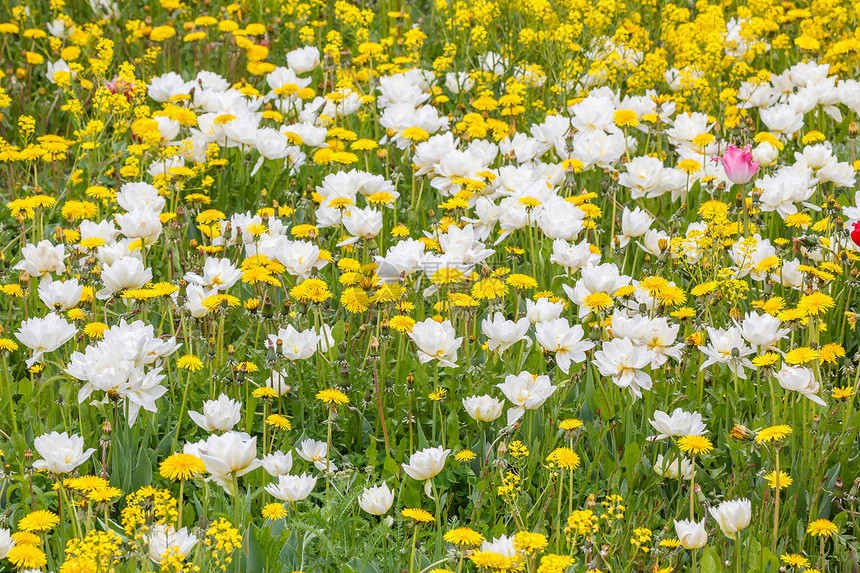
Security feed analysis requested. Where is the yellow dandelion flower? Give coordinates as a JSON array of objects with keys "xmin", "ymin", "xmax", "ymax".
[
  {"xmin": 765, "ymin": 471, "xmax": 792, "ymax": 490},
  {"xmin": 797, "ymin": 292, "xmax": 834, "ymax": 316},
  {"xmin": 316, "ymin": 388, "xmax": 349, "ymax": 406},
  {"xmin": 444, "ymin": 526, "xmax": 484, "ymax": 546},
  {"xmin": 677, "ymin": 435, "xmax": 713, "ymax": 455},
  {"xmin": 806, "ymin": 519, "xmax": 837, "ymax": 537},
  {"xmin": 756, "ymin": 425, "xmax": 792, "ymax": 444},
  {"xmin": 402, "ymin": 508, "xmax": 435, "ymax": 523},
  {"xmin": 262, "ymin": 503, "xmax": 287, "ymax": 520},
  {"xmin": 177, "ymin": 354, "xmax": 204, "ymax": 371},
  {"xmin": 159, "ymin": 453, "xmax": 206, "ymax": 481},
  {"xmin": 18, "ymin": 510, "xmax": 59, "ymax": 532},
  {"xmin": 7, "ymin": 544, "xmax": 47, "ymax": 568},
  {"xmin": 266, "ymin": 414, "xmax": 291, "ymax": 430},
  {"xmin": 507, "ymin": 274, "xmax": 538, "ymax": 289},
  {"xmin": 547, "ymin": 447, "xmax": 580, "ymax": 470}
]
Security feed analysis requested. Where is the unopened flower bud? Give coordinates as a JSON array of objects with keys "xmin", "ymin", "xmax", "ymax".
[{"xmin": 730, "ymin": 424, "xmax": 752, "ymax": 441}]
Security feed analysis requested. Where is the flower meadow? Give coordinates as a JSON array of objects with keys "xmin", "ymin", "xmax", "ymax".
[{"xmin": 2, "ymin": 0, "xmax": 860, "ymax": 572}]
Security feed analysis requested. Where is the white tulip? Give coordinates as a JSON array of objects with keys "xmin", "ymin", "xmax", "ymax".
[
  {"xmin": 408, "ymin": 319, "xmax": 463, "ymax": 368},
  {"xmin": 261, "ymin": 451, "xmax": 294, "ymax": 477},
  {"xmin": 296, "ymin": 438, "xmax": 337, "ymax": 472},
  {"xmin": 709, "ymin": 499, "xmax": 751, "ymax": 539},
  {"xmin": 462, "ymin": 395, "xmax": 504, "ymax": 422},
  {"xmin": 188, "ymin": 394, "xmax": 242, "ymax": 432},
  {"xmin": 649, "ymin": 408, "xmax": 707, "ymax": 440},
  {"xmin": 198, "ymin": 432, "xmax": 261, "ymax": 495},
  {"xmin": 264, "ymin": 473, "xmax": 317, "ymax": 502},
  {"xmin": 496, "ymin": 371, "xmax": 557, "ymax": 425},
  {"xmin": 402, "ymin": 446, "xmax": 450, "ymax": 496},
  {"xmin": 358, "ymin": 483, "xmax": 395, "ymax": 515},
  {"xmin": 674, "ymin": 518, "xmax": 708, "ymax": 549},
  {"xmin": 146, "ymin": 524, "xmax": 198, "ymax": 563},
  {"xmin": 32, "ymin": 432, "xmax": 96, "ymax": 474},
  {"xmin": 0, "ymin": 529, "xmax": 13, "ymax": 559},
  {"xmin": 653, "ymin": 454, "xmax": 694, "ymax": 480}
]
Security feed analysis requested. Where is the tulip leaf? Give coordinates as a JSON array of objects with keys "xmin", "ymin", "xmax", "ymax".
[
  {"xmin": 131, "ymin": 447, "xmax": 153, "ymax": 491},
  {"xmin": 345, "ymin": 558, "xmax": 383, "ymax": 573},
  {"xmin": 382, "ymin": 455, "xmax": 399, "ymax": 478},
  {"xmin": 700, "ymin": 547, "xmax": 722, "ymax": 573},
  {"xmin": 245, "ymin": 524, "xmax": 266, "ymax": 573},
  {"xmin": 622, "ymin": 442, "xmax": 641, "ymax": 478}
]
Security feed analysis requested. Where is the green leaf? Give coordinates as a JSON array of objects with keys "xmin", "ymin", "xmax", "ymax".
[
  {"xmin": 246, "ymin": 524, "xmax": 265, "ymax": 573},
  {"xmin": 131, "ymin": 447, "xmax": 153, "ymax": 491},
  {"xmin": 345, "ymin": 559, "xmax": 383, "ymax": 573},
  {"xmin": 446, "ymin": 411, "xmax": 461, "ymax": 450},
  {"xmin": 382, "ymin": 455, "xmax": 399, "ymax": 478},
  {"xmin": 701, "ymin": 546, "xmax": 722, "ymax": 573},
  {"xmin": 366, "ymin": 439, "xmax": 379, "ymax": 468},
  {"xmin": 622, "ymin": 442, "xmax": 641, "ymax": 478}
]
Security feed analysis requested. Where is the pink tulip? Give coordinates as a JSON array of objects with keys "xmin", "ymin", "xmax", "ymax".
[
  {"xmin": 720, "ymin": 144, "xmax": 760, "ymax": 184},
  {"xmin": 105, "ymin": 76, "xmax": 134, "ymax": 101}
]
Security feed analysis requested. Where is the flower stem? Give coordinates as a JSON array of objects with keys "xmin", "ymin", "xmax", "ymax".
[
  {"xmin": 773, "ymin": 452, "xmax": 780, "ymax": 548},
  {"xmin": 231, "ymin": 472, "xmax": 241, "ymax": 530},
  {"xmin": 178, "ymin": 479, "xmax": 185, "ymax": 528},
  {"xmin": 689, "ymin": 455, "xmax": 696, "ymax": 520}
]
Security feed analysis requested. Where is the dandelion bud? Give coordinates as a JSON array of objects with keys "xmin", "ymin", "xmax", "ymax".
[
  {"xmin": 340, "ymin": 362, "xmax": 349, "ymax": 379},
  {"xmin": 406, "ymin": 372, "xmax": 414, "ymax": 389},
  {"xmin": 729, "ymin": 424, "xmax": 752, "ymax": 441},
  {"xmin": 497, "ymin": 442, "xmax": 507, "ymax": 457},
  {"xmin": 23, "ymin": 448, "xmax": 33, "ymax": 470},
  {"xmin": 189, "ymin": 239, "xmax": 198, "ymax": 249},
  {"xmin": 369, "ymin": 336, "xmax": 380, "ymax": 353},
  {"xmin": 731, "ymin": 347, "xmax": 740, "ymax": 358},
  {"xmin": 262, "ymin": 296, "xmax": 274, "ymax": 318},
  {"xmin": 834, "ymin": 477, "xmax": 844, "ymax": 500},
  {"xmin": 850, "ymin": 121, "xmax": 859, "ymax": 135}
]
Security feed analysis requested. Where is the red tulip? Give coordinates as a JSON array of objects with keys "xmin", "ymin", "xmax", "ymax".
[{"xmin": 851, "ymin": 220, "xmax": 860, "ymax": 248}]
